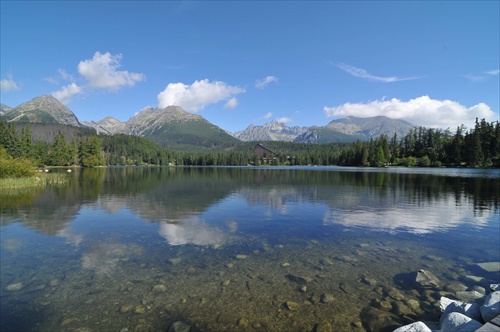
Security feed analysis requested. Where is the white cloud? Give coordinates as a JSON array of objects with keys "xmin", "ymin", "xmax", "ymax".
[
  {"xmin": 255, "ymin": 75, "xmax": 279, "ymax": 89},
  {"xmin": 224, "ymin": 97, "xmax": 239, "ymax": 109},
  {"xmin": 336, "ymin": 62, "xmax": 421, "ymax": 83},
  {"xmin": 276, "ymin": 117, "xmax": 293, "ymax": 124},
  {"xmin": 258, "ymin": 112, "xmax": 273, "ymax": 120},
  {"xmin": 157, "ymin": 79, "xmax": 245, "ymax": 112},
  {"xmin": 77, "ymin": 51, "xmax": 145, "ymax": 91},
  {"xmin": 1, "ymin": 75, "xmax": 20, "ymax": 92},
  {"xmin": 51, "ymin": 83, "xmax": 83, "ymax": 104},
  {"xmin": 323, "ymin": 95, "xmax": 497, "ymax": 129},
  {"xmin": 465, "ymin": 69, "xmax": 500, "ymax": 82}
]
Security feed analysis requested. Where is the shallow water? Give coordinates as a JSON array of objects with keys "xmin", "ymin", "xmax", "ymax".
[{"xmin": 1, "ymin": 166, "xmax": 499, "ymax": 331}]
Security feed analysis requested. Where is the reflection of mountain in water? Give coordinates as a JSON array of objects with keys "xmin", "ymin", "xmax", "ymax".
[{"xmin": 2, "ymin": 167, "xmax": 498, "ymax": 238}]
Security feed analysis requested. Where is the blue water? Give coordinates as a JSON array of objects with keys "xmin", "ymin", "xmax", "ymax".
[{"xmin": 1, "ymin": 166, "xmax": 499, "ymax": 331}]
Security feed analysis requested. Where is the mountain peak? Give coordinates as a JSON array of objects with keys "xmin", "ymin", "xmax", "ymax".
[{"xmin": 3, "ymin": 94, "xmax": 82, "ymax": 126}]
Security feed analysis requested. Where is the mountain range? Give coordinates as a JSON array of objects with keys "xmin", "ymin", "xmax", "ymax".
[{"xmin": 1, "ymin": 95, "xmax": 416, "ymax": 150}]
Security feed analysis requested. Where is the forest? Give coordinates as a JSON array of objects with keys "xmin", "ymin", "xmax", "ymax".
[{"xmin": 0, "ymin": 118, "xmax": 499, "ymax": 174}]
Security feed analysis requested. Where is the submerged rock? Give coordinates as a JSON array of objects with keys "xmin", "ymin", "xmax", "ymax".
[
  {"xmin": 455, "ymin": 290, "xmax": 484, "ymax": 302},
  {"xmin": 416, "ymin": 269, "xmax": 440, "ymax": 288},
  {"xmin": 285, "ymin": 301, "xmax": 300, "ymax": 311},
  {"xmin": 477, "ymin": 262, "xmax": 500, "ymax": 272},
  {"xmin": 168, "ymin": 321, "xmax": 191, "ymax": 332},
  {"xmin": 5, "ymin": 283, "xmax": 23, "ymax": 291},
  {"xmin": 286, "ymin": 274, "xmax": 312, "ymax": 285}
]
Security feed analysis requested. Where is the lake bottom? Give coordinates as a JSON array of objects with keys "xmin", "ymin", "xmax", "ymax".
[{"xmin": 2, "ymin": 227, "xmax": 498, "ymax": 332}]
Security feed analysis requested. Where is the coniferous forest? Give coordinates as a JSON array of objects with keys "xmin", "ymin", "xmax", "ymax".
[{"xmin": 0, "ymin": 118, "xmax": 499, "ymax": 176}]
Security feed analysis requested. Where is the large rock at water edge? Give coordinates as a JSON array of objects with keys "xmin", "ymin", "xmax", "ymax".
[
  {"xmin": 393, "ymin": 321, "xmax": 432, "ymax": 332},
  {"xmin": 439, "ymin": 297, "xmax": 482, "ymax": 323},
  {"xmin": 440, "ymin": 312, "xmax": 483, "ymax": 332},
  {"xmin": 480, "ymin": 291, "xmax": 500, "ymax": 322}
]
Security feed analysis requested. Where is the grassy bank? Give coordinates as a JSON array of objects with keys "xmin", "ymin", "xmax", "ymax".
[{"xmin": 0, "ymin": 173, "xmax": 70, "ymax": 191}]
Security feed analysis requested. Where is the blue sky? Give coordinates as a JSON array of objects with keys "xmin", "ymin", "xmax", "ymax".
[{"xmin": 1, "ymin": 1, "xmax": 499, "ymax": 133}]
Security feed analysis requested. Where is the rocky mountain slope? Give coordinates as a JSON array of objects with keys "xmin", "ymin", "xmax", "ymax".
[
  {"xmin": 234, "ymin": 121, "xmax": 308, "ymax": 142},
  {"xmin": 0, "ymin": 95, "xmax": 82, "ymax": 127},
  {"xmin": 294, "ymin": 116, "xmax": 415, "ymax": 143}
]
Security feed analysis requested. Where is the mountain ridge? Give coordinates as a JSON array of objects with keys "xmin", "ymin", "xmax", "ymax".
[{"xmin": 1, "ymin": 95, "xmax": 417, "ymax": 149}]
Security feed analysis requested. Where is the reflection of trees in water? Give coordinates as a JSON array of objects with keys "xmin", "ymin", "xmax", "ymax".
[{"xmin": 2, "ymin": 167, "xmax": 498, "ymax": 236}]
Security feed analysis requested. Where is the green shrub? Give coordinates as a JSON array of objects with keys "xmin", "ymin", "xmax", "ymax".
[{"xmin": 0, "ymin": 148, "xmax": 36, "ymax": 179}]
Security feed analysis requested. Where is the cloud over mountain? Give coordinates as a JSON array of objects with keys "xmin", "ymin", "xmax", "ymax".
[
  {"xmin": 51, "ymin": 51, "xmax": 145, "ymax": 104},
  {"xmin": 157, "ymin": 79, "xmax": 245, "ymax": 112},
  {"xmin": 1, "ymin": 75, "xmax": 20, "ymax": 92},
  {"xmin": 77, "ymin": 52, "xmax": 145, "ymax": 91},
  {"xmin": 324, "ymin": 95, "xmax": 496, "ymax": 129}
]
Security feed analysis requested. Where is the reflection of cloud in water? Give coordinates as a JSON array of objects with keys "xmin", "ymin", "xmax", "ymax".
[
  {"xmin": 158, "ymin": 217, "xmax": 229, "ymax": 246},
  {"xmin": 81, "ymin": 242, "xmax": 144, "ymax": 276},
  {"xmin": 323, "ymin": 196, "xmax": 492, "ymax": 234},
  {"xmin": 2, "ymin": 238, "xmax": 23, "ymax": 251},
  {"xmin": 56, "ymin": 227, "xmax": 84, "ymax": 247}
]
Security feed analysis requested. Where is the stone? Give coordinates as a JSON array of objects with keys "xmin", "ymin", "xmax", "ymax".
[
  {"xmin": 393, "ymin": 321, "xmax": 432, "ymax": 332},
  {"xmin": 416, "ymin": 269, "xmax": 441, "ymax": 287},
  {"xmin": 286, "ymin": 274, "xmax": 312, "ymax": 285},
  {"xmin": 237, "ymin": 318, "xmax": 249, "ymax": 328},
  {"xmin": 361, "ymin": 276, "xmax": 377, "ymax": 286},
  {"xmin": 477, "ymin": 262, "xmax": 500, "ymax": 272},
  {"xmin": 465, "ymin": 275, "xmax": 484, "ymax": 282},
  {"xmin": 444, "ymin": 281, "xmax": 468, "ymax": 293},
  {"xmin": 169, "ymin": 257, "xmax": 182, "ymax": 265},
  {"xmin": 5, "ymin": 283, "xmax": 23, "ymax": 291},
  {"xmin": 168, "ymin": 321, "xmax": 191, "ymax": 332},
  {"xmin": 285, "ymin": 301, "xmax": 300, "ymax": 311},
  {"xmin": 151, "ymin": 284, "xmax": 167, "ymax": 293},
  {"xmin": 119, "ymin": 305, "xmax": 133, "ymax": 313},
  {"xmin": 319, "ymin": 258, "xmax": 334, "ymax": 266},
  {"xmin": 406, "ymin": 299, "xmax": 421, "ymax": 312},
  {"xmin": 440, "ymin": 312, "xmax": 483, "ymax": 332},
  {"xmin": 472, "ymin": 285, "xmax": 486, "ymax": 295},
  {"xmin": 281, "ymin": 262, "xmax": 290, "ymax": 267},
  {"xmin": 393, "ymin": 302, "xmax": 413, "ymax": 316},
  {"xmin": 439, "ymin": 297, "xmax": 482, "ymax": 323},
  {"xmin": 320, "ymin": 293, "xmax": 334, "ymax": 303},
  {"xmin": 224, "ymin": 263, "xmax": 233, "ymax": 269},
  {"xmin": 134, "ymin": 306, "xmax": 146, "ymax": 314},
  {"xmin": 480, "ymin": 291, "xmax": 500, "ymax": 322},
  {"xmin": 235, "ymin": 254, "xmax": 247, "ymax": 260},
  {"xmin": 315, "ymin": 320, "xmax": 333, "ymax": 332},
  {"xmin": 455, "ymin": 290, "xmax": 485, "ymax": 302},
  {"xmin": 490, "ymin": 284, "xmax": 500, "ymax": 291},
  {"xmin": 48, "ymin": 279, "xmax": 60, "ymax": 287},
  {"xmin": 221, "ymin": 280, "xmax": 231, "ymax": 287}
]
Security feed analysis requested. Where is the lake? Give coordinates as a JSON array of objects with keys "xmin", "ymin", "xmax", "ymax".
[{"xmin": 1, "ymin": 166, "xmax": 499, "ymax": 332}]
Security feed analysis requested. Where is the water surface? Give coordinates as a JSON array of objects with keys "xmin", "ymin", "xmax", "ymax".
[{"xmin": 1, "ymin": 166, "xmax": 499, "ymax": 331}]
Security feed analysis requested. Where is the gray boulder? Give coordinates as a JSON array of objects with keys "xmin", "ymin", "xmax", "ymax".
[
  {"xmin": 480, "ymin": 291, "xmax": 500, "ymax": 322},
  {"xmin": 439, "ymin": 297, "xmax": 482, "ymax": 323},
  {"xmin": 440, "ymin": 312, "xmax": 483, "ymax": 332},
  {"xmin": 393, "ymin": 321, "xmax": 432, "ymax": 332}
]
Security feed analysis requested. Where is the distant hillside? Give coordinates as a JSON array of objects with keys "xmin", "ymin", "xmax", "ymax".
[
  {"xmin": 294, "ymin": 116, "xmax": 415, "ymax": 143},
  {"xmin": 234, "ymin": 121, "xmax": 308, "ymax": 142}
]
